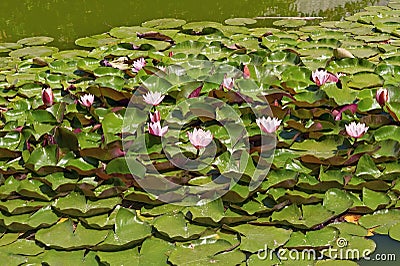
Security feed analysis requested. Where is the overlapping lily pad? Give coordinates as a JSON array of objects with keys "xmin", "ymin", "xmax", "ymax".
[{"xmin": 0, "ymin": 2, "xmax": 398, "ymax": 265}]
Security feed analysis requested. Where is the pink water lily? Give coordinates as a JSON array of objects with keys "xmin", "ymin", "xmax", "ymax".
[
  {"xmin": 143, "ymin": 91, "xmax": 165, "ymax": 106},
  {"xmin": 148, "ymin": 121, "xmax": 168, "ymax": 137},
  {"xmin": 312, "ymin": 69, "xmax": 338, "ymax": 86},
  {"xmin": 79, "ymin": 94, "xmax": 94, "ymax": 107},
  {"xmin": 42, "ymin": 87, "xmax": 54, "ymax": 106},
  {"xmin": 345, "ymin": 122, "xmax": 369, "ymax": 139},
  {"xmin": 222, "ymin": 76, "xmax": 234, "ymax": 90},
  {"xmin": 376, "ymin": 88, "xmax": 389, "ymax": 106},
  {"xmin": 188, "ymin": 128, "xmax": 213, "ymax": 149},
  {"xmin": 150, "ymin": 110, "xmax": 161, "ymax": 123},
  {"xmin": 256, "ymin": 116, "xmax": 282, "ymax": 134},
  {"xmin": 132, "ymin": 58, "xmax": 146, "ymax": 73}
]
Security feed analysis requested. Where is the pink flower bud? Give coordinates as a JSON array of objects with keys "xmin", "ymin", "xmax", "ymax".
[
  {"xmin": 376, "ymin": 88, "xmax": 389, "ymax": 107},
  {"xmin": 150, "ymin": 110, "xmax": 161, "ymax": 123},
  {"xmin": 42, "ymin": 87, "xmax": 54, "ymax": 106}
]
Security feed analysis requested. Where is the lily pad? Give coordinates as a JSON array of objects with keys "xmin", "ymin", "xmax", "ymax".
[
  {"xmin": 142, "ymin": 18, "xmax": 186, "ymax": 29},
  {"xmin": 9, "ymin": 46, "xmax": 59, "ymax": 59},
  {"xmin": 17, "ymin": 36, "xmax": 54, "ymax": 46},
  {"xmin": 225, "ymin": 18, "xmax": 257, "ymax": 26},
  {"xmin": 273, "ymin": 19, "xmax": 307, "ymax": 28}
]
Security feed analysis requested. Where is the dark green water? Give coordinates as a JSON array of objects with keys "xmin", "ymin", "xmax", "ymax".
[{"xmin": 0, "ymin": 0, "xmax": 389, "ymax": 49}]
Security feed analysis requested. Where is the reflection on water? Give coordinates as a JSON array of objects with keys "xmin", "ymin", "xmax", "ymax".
[
  {"xmin": 359, "ymin": 235, "xmax": 400, "ymax": 266},
  {"xmin": 0, "ymin": 0, "xmax": 390, "ymax": 49}
]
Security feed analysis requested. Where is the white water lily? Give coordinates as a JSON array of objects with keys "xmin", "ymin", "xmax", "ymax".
[
  {"xmin": 148, "ymin": 121, "xmax": 168, "ymax": 137},
  {"xmin": 79, "ymin": 94, "xmax": 94, "ymax": 107},
  {"xmin": 345, "ymin": 122, "xmax": 369, "ymax": 139},
  {"xmin": 256, "ymin": 116, "xmax": 282, "ymax": 134},
  {"xmin": 132, "ymin": 57, "xmax": 146, "ymax": 73},
  {"xmin": 143, "ymin": 91, "xmax": 165, "ymax": 106},
  {"xmin": 188, "ymin": 128, "xmax": 213, "ymax": 149}
]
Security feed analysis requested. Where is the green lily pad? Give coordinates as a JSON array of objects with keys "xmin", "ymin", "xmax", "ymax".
[
  {"xmin": 52, "ymin": 192, "xmax": 121, "ymax": 217},
  {"xmin": 9, "ymin": 46, "xmax": 59, "ymax": 59},
  {"xmin": 17, "ymin": 36, "xmax": 54, "ymax": 46},
  {"xmin": 35, "ymin": 219, "xmax": 109, "ymax": 249},
  {"xmin": 168, "ymin": 239, "xmax": 245, "ymax": 266},
  {"xmin": 142, "ymin": 18, "xmax": 186, "ymax": 29},
  {"xmin": 327, "ymin": 58, "xmax": 376, "ymax": 74},
  {"xmin": 273, "ymin": 19, "xmax": 306, "ymax": 28},
  {"xmin": 347, "ymin": 72, "xmax": 384, "ymax": 89},
  {"xmin": 225, "ymin": 18, "xmax": 257, "ymax": 26},
  {"xmin": 153, "ymin": 212, "xmax": 207, "ymax": 240},
  {"xmin": 234, "ymin": 224, "xmax": 292, "ymax": 252},
  {"xmin": 75, "ymin": 33, "xmax": 119, "ymax": 48}
]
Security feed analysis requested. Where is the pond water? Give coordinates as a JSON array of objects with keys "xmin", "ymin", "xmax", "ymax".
[{"xmin": 0, "ymin": 0, "xmax": 389, "ymax": 49}]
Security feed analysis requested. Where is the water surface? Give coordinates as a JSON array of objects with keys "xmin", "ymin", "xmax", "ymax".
[{"xmin": 0, "ymin": 0, "xmax": 389, "ymax": 49}]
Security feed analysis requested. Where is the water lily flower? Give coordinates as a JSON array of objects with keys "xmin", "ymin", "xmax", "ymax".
[
  {"xmin": 42, "ymin": 87, "xmax": 54, "ymax": 106},
  {"xmin": 132, "ymin": 58, "xmax": 146, "ymax": 73},
  {"xmin": 188, "ymin": 128, "xmax": 213, "ymax": 149},
  {"xmin": 222, "ymin": 76, "xmax": 234, "ymax": 90},
  {"xmin": 150, "ymin": 110, "xmax": 161, "ymax": 123},
  {"xmin": 345, "ymin": 122, "xmax": 369, "ymax": 139},
  {"xmin": 376, "ymin": 88, "xmax": 389, "ymax": 106},
  {"xmin": 256, "ymin": 116, "xmax": 282, "ymax": 134},
  {"xmin": 148, "ymin": 121, "xmax": 168, "ymax": 137},
  {"xmin": 79, "ymin": 94, "xmax": 94, "ymax": 107},
  {"xmin": 143, "ymin": 91, "xmax": 165, "ymax": 106},
  {"xmin": 312, "ymin": 69, "xmax": 338, "ymax": 86}
]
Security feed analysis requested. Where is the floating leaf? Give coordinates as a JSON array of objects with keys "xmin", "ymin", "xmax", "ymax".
[
  {"xmin": 273, "ymin": 19, "xmax": 306, "ymax": 28},
  {"xmin": 142, "ymin": 18, "xmax": 186, "ymax": 29},
  {"xmin": 17, "ymin": 36, "xmax": 54, "ymax": 46},
  {"xmin": 225, "ymin": 18, "xmax": 257, "ymax": 26}
]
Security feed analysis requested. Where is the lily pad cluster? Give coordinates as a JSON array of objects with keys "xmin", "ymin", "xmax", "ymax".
[{"xmin": 0, "ymin": 1, "xmax": 400, "ymax": 265}]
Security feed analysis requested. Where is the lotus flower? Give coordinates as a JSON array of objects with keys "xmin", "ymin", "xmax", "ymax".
[
  {"xmin": 143, "ymin": 91, "xmax": 165, "ymax": 106},
  {"xmin": 79, "ymin": 94, "xmax": 94, "ymax": 107},
  {"xmin": 42, "ymin": 87, "xmax": 54, "ymax": 106},
  {"xmin": 345, "ymin": 122, "xmax": 369, "ymax": 139},
  {"xmin": 132, "ymin": 58, "xmax": 146, "ymax": 73},
  {"xmin": 148, "ymin": 121, "xmax": 168, "ymax": 137},
  {"xmin": 188, "ymin": 128, "xmax": 213, "ymax": 149},
  {"xmin": 376, "ymin": 88, "xmax": 389, "ymax": 106},
  {"xmin": 150, "ymin": 110, "xmax": 161, "ymax": 123},
  {"xmin": 256, "ymin": 116, "xmax": 282, "ymax": 134},
  {"xmin": 312, "ymin": 69, "xmax": 338, "ymax": 86},
  {"xmin": 222, "ymin": 76, "xmax": 234, "ymax": 90}
]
